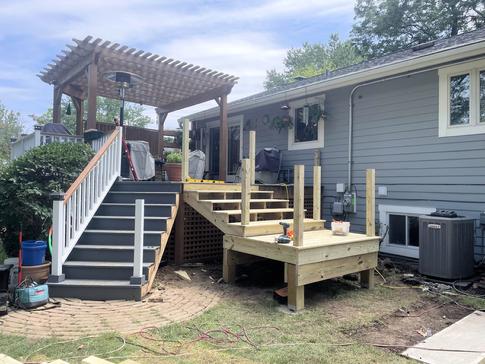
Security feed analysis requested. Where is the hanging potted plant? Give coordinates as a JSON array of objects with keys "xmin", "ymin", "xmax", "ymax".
[{"xmin": 164, "ymin": 151, "xmax": 182, "ymax": 181}]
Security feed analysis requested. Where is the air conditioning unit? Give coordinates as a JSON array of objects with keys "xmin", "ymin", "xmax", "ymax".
[{"xmin": 418, "ymin": 213, "xmax": 474, "ymax": 279}]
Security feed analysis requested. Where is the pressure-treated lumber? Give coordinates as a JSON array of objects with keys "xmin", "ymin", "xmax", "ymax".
[
  {"xmin": 182, "ymin": 118, "xmax": 190, "ymax": 182},
  {"xmin": 240, "ymin": 159, "xmax": 251, "ymax": 225},
  {"xmin": 249, "ymin": 130, "xmax": 256, "ymax": 185},
  {"xmin": 366, "ymin": 169, "xmax": 376, "ymax": 237},
  {"xmin": 287, "ymin": 263, "xmax": 304, "ymax": 312},
  {"xmin": 293, "ymin": 165, "xmax": 304, "ymax": 246},
  {"xmin": 313, "ymin": 165, "xmax": 321, "ymax": 220}
]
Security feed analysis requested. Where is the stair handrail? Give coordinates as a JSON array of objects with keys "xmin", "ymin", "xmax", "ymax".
[{"xmin": 50, "ymin": 126, "xmax": 123, "ymax": 281}]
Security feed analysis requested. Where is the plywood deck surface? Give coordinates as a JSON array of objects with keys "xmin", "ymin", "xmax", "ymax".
[{"xmin": 402, "ymin": 311, "xmax": 485, "ymax": 364}]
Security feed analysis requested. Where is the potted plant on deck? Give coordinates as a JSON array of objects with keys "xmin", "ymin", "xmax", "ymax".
[{"xmin": 164, "ymin": 151, "xmax": 182, "ymax": 181}]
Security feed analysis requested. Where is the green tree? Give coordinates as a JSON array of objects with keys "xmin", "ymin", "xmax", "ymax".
[
  {"xmin": 264, "ymin": 34, "xmax": 364, "ymax": 89},
  {"xmin": 0, "ymin": 100, "xmax": 23, "ymax": 163},
  {"xmin": 352, "ymin": 0, "xmax": 485, "ymax": 58},
  {"xmin": 31, "ymin": 96, "xmax": 153, "ymax": 134}
]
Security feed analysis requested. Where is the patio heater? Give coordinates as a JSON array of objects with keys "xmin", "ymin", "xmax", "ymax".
[{"xmin": 103, "ymin": 71, "xmax": 143, "ymax": 126}]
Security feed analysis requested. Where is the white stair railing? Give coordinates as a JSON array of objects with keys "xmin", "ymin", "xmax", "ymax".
[{"xmin": 50, "ymin": 127, "xmax": 123, "ymax": 280}]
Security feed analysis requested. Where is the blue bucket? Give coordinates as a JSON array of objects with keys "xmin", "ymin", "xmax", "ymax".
[{"xmin": 21, "ymin": 240, "xmax": 47, "ymax": 266}]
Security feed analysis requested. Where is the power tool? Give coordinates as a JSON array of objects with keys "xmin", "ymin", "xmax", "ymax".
[{"xmin": 276, "ymin": 222, "xmax": 291, "ymax": 244}]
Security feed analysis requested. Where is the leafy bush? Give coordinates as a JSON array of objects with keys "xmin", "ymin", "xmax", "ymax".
[
  {"xmin": 0, "ymin": 142, "xmax": 94, "ymax": 256},
  {"xmin": 165, "ymin": 151, "xmax": 182, "ymax": 163}
]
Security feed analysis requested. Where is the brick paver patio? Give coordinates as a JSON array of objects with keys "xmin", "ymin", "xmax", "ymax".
[{"xmin": 0, "ymin": 267, "xmax": 222, "ymax": 339}]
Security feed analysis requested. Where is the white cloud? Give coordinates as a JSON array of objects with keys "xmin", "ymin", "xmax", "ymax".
[{"xmin": 0, "ymin": 0, "xmax": 354, "ymax": 130}]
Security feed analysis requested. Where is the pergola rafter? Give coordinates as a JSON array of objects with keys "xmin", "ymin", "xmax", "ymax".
[{"xmin": 39, "ymin": 36, "xmax": 238, "ymax": 176}]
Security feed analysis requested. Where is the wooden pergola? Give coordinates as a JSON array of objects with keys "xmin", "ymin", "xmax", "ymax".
[{"xmin": 39, "ymin": 35, "xmax": 238, "ymax": 179}]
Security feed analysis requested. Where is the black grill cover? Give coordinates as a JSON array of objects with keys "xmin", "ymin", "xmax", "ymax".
[{"xmin": 255, "ymin": 147, "xmax": 280, "ymax": 173}]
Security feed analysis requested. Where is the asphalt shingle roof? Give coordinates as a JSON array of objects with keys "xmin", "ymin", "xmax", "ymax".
[{"xmin": 230, "ymin": 27, "xmax": 485, "ymax": 107}]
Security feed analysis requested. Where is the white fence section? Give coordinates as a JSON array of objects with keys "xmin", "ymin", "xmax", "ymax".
[
  {"xmin": 51, "ymin": 127, "xmax": 123, "ymax": 277},
  {"xmin": 11, "ymin": 127, "xmax": 83, "ymax": 160},
  {"xmin": 89, "ymin": 134, "xmax": 110, "ymax": 153}
]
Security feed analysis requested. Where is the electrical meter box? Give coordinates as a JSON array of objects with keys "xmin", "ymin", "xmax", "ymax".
[{"xmin": 343, "ymin": 192, "xmax": 356, "ymax": 213}]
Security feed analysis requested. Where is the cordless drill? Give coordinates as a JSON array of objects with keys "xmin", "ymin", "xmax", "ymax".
[{"xmin": 276, "ymin": 222, "xmax": 291, "ymax": 244}]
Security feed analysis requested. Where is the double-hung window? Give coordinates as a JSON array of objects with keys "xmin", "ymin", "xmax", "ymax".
[{"xmin": 439, "ymin": 59, "xmax": 485, "ymax": 137}]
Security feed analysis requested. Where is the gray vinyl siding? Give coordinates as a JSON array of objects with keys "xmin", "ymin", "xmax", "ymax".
[{"xmin": 194, "ymin": 70, "xmax": 485, "ymax": 261}]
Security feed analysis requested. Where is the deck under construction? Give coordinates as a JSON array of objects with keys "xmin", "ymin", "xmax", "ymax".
[{"xmin": 182, "ymin": 162, "xmax": 380, "ymax": 311}]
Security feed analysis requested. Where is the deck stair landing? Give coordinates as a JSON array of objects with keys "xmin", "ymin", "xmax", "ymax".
[
  {"xmin": 48, "ymin": 181, "xmax": 179, "ymax": 301},
  {"xmin": 183, "ymin": 184, "xmax": 324, "ymax": 237}
]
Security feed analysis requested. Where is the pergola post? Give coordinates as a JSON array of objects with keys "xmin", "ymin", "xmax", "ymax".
[
  {"xmin": 217, "ymin": 94, "xmax": 228, "ymax": 181},
  {"xmin": 156, "ymin": 108, "xmax": 168, "ymax": 158},
  {"xmin": 86, "ymin": 61, "xmax": 98, "ymax": 130},
  {"xmin": 52, "ymin": 86, "xmax": 62, "ymax": 123},
  {"xmin": 71, "ymin": 97, "xmax": 84, "ymax": 135}
]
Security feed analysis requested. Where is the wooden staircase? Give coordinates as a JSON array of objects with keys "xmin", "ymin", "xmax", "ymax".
[
  {"xmin": 184, "ymin": 184, "xmax": 324, "ymax": 237},
  {"xmin": 48, "ymin": 181, "xmax": 179, "ymax": 301}
]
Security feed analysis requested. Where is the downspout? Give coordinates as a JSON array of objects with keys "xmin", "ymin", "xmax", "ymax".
[{"xmin": 346, "ymin": 55, "xmax": 485, "ymax": 189}]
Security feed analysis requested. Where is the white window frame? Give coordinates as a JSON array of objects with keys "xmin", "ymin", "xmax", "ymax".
[
  {"xmin": 378, "ymin": 204, "xmax": 435, "ymax": 259},
  {"xmin": 288, "ymin": 96, "xmax": 325, "ymax": 150},
  {"xmin": 438, "ymin": 59, "xmax": 485, "ymax": 137}
]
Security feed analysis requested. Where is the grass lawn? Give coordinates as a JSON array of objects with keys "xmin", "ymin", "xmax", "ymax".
[{"xmin": 0, "ymin": 265, "xmax": 483, "ymax": 364}]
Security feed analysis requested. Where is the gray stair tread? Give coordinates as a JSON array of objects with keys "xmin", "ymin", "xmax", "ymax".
[
  {"xmin": 64, "ymin": 261, "xmax": 151, "ymax": 268},
  {"xmin": 92, "ymin": 216, "xmax": 169, "ymax": 220},
  {"xmin": 84, "ymin": 229, "xmax": 165, "ymax": 234},
  {"xmin": 196, "ymin": 190, "xmax": 273, "ymax": 194},
  {"xmin": 201, "ymin": 199, "xmax": 288, "ymax": 203},
  {"xmin": 229, "ymin": 218, "xmax": 325, "ymax": 226},
  {"xmin": 101, "ymin": 203, "xmax": 173, "ymax": 206},
  {"xmin": 108, "ymin": 191, "xmax": 176, "ymax": 194},
  {"xmin": 215, "ymin": 208, "xmax": 296, "ymax": 215},
  {"xmin": 49, "ymin": 279, "xmax": 142, "ymax": 287},
  {"xmin": 75, "ymin": 244, "xmax": 158, "ymax": 251}
]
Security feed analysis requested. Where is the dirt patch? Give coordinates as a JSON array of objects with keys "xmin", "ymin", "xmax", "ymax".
[{"xmin": 346, "ymin": 298, "xmax": 471, "ymax": 352}]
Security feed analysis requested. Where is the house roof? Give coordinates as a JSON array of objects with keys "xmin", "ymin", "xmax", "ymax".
[
  {"xmin": 39, "ymin": 36, "xmax": 238, "ymax": 112},
  {"xmin": 186, "ymin": 27, "xmax": 485, "ymax": 121}
]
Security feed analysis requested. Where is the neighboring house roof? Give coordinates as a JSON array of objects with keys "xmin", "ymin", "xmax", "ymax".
[{"xmin": 186, "ymin": 27, "xmax": 485, "ymax": 121}]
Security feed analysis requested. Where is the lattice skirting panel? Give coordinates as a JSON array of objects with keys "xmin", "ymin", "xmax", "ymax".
[{"xmin": 164, "ymin": 203, "xmax": 224, "ymax": 263}]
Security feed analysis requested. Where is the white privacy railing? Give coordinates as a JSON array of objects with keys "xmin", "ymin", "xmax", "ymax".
[
  {"xmin": 11, "ymin": 127, "xmax": 83, "ymax": 160},
  {"xmin": 51, "ymin": 127, "xmax": 123, "ymax": 278}
]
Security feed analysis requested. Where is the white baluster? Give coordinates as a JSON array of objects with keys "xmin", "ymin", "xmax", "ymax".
[
  {"xmin": 49, "ymin": 192, "xmax": 65, "ymax": 282},
  {"xmin": 131, "ymin": 199, "xmax": 145, "ymax": 285}
]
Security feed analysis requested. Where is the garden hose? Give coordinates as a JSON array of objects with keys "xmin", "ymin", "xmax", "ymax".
[{"xmin": 48, "ymin": 227, "xmax": 53, "ymax": 256}]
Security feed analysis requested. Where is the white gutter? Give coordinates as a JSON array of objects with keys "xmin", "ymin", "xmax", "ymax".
[{"xmin": 184, "ymin": 38, "xmax": 485, "ymax": 122}]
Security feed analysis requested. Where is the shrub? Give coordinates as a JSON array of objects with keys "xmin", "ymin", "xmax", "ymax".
[
  {"xmin": 165, "ymin": 151, "xmax": 182, "ymax": 163},
  {"xmin": 0, "ymin": 142, "xmax": 94, "ymax": 256}
]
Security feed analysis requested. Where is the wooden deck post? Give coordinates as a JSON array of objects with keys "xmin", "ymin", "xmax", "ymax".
[
  {"xmin": 156, "ymin": 109, "xmax": 168, "ymax": 158},
  {"xmin": 249, "ymin": 130, "xmax": 256, "ymax": 185},
  {"xmin": 293, "ymin": 165, "xmax": 304, "ymax": 247},
  {"xmin": 72, "ymin": 97, "xmax": 84, "ymax": 135},
  {"xmin": 52, "ymin": 86, "xmax": 62, "ymax": 123},
  {"xmin": 223, "ymin": 248, "xmax": 237, "ymax": 283},
  {"xmin": 313, "ymin": 165, "xmax": 321, "ymax": 220},
  {"xmin": 182, "ymin": 118, "xmax": 190, "ymax": 182},
  {"xmin": 86, "ymin": 61, "xmax": 98, "ymax": 130},
  {"xmin": 287, "ymin": 263, "xmax": 304, "ymax": 311},
  {"xmin": 241, "ymin": 159, "xmax": 251, "ymax": 225},
  {"xmin": 361, "ymin": 168, "xmax": 376, "ymax": 289},
  {"xmin": 366, "ymin": 169, "xmax": 376, "ymax": 237},
  {"xmin": 218, "ymin": 94, "xmax": 228, "ymax": 181}
]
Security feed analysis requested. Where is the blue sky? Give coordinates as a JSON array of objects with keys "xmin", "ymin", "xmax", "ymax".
[{"xmin": 0, "ymin": 0, "xmax": 354, "ymax": 130}]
